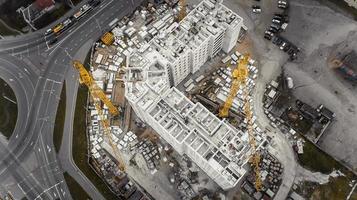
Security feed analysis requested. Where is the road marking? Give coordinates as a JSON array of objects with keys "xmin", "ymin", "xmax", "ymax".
[
  {"xmin": 47, "ymin": 0, "xmax": 115, "ymax": 56},
  {"xmin": 95, "ymin": 18, "xmax": 103, "ymax": 33},
  {"xmin": 34, "ymin": 181, "xmax": 63, "ymax": 200},
  {"xmin": 17, "ymin": 183, "xmax": 28, "ymax": 196}
]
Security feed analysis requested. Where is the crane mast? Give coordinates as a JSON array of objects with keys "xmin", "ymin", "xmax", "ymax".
[
  {"xmin": 73, "ymin": 61, "xmax": 119, "ymax": 116},
  {"xmin": 219, "ymin": 55, "xmax": 249, "ymax": 118},
  {"xmin": 219, "ymin": 54, "xmax": 262, "ymax": 191},
  {"xmin": 72, "ymin": 61, "xmax": 125, "ymax": 171}
]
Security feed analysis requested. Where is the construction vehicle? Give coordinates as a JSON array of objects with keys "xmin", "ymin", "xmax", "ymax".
[
  {"xmin": 101, "ymin": 32, "xmax": 115, "ymax": 46},
  {"xmin": 219, "ymin": 54, "xmax": 262, "ymax": 191},
  {"xmin": 178, "ymin": 0, "xmax": 186, "ymax": 21},
  {"xmin": 73, "ymin": 61, "xmax": 125, "ymax": 171},
  {"xmin": 332, "ymin": 59, "xmax": 343, "ymax": 68}
]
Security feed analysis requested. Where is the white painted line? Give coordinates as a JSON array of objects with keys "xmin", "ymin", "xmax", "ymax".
[{"xmin": 48, "ymin": 0, "xmax": 115, "ymax": 55}]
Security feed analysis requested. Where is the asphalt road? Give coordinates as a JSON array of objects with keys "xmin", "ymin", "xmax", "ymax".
[{"xmin": 0, "ymin": 0, "xmax": 143, "ymax": 199}]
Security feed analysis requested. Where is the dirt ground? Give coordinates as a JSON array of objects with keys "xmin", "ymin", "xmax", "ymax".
[
  {"xmin": 281, "ymin": 0, "xmax": 357, "ymax": 171},
  {"xmin": 190, "ymin": 0, "xmax": 357, "ymax": 190},
  {"xmin": 203, "ymin": 0, "xmax": 357, "ymax": 172}
]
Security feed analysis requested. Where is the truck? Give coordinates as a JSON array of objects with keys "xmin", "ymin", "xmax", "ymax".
[
  {"xmin": 62, "ymin": 18, "xmax": 73, "ymax": 30},
  {"xmin": 73, "ymin": 4, "xmax": 92, "ymax": 20}
]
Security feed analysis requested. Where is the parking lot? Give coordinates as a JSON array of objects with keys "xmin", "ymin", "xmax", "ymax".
[
  {"xmin": 282, "ymin": 0, "xmax": 357, "ymax": 170},
  {"xmin": 190, "ymin": 0, "xmax": 357, "ymax": 172}
]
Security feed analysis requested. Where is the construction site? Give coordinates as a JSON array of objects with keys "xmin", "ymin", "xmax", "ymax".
[
  {"xmin": 72, "ymin": 0, "xmax": 357, "ymax": 199},
  {"xmin": 72, "ymin": 0, "xmax": 276, "ymax": 199}
]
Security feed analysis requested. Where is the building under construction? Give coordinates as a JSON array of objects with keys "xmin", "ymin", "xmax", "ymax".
[{"xmin": 124, "ymin": 0, "xmax": 266, "ymax": 190}]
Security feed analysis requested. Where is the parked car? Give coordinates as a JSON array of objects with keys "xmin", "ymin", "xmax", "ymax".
[
  {"xmin": 283, "ymin": 43, "xmax": 290, "ymax": 52},
  {"xmin": 48, "ymin": 38, "xmax": 58, "ymax": 45},
  {"xmin": 45, "ymin": 28, "xmax": 53, "ymax": 36},
  {"xmin": 279, "ymin": 42, "xmax": 287, "ymax": 50},
  {"xmin": 278, "ymin": 1, "xmax": 288, "ymax": 9},
  {"xmin": 264, "ymin": 30, "xmax": 274, "ymax": 40},
  {"xmin": 272, "ymin": 18, "xmax": 282, "ymax": 24},
  {"xmin": 270, "ymin": 23, "xmax": 281, "ymax": 31},
  {"xmin": 264, "ymin": 33, "xmax": 273, "ymax": 40},
  {"xmin": 264, "ymin": 34, "xmax": 272, "ymax": 40},
  {"xmin": 272, "ymin": 36, "xmax": 283, "ymax": 45},
  {"xmin": 252, "ymin": 5, "xmax": 262, "ymax": 13},
  {"xmin": 269, "ymin": 27, "xmax": 278, "ymax": 33}
]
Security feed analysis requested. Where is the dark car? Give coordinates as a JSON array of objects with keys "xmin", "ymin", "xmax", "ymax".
[
  {"xmin": 269, "ymin": 27, "xmax": 278, "ymax": 33},
  {"xmin": 265, "ymin": 30, "xmax": 274, "ymax": 37},
  {"xmin": 48, "ymin": 38, "xmax": 58, "ymax": 45},
  {"xmin": 270, "ymin": 23, "xmax": 281, "ymax": 31},
  {"xmin": 89, "ymin": 0, "xmax": 101, "ymax": 7},
  {"xmin": 287, "ymin": 48, "xmax": 296, "ymax": 55},
  {"xmin": 272, "ymin": 36, "xmax": 283, "ymax": 45},
  {"xmin": 264, "ymin": 34, "xmax": 272, "ymax": 40},
  {"xmin": 264, "ymin": 31, "xmax": 273, "ymax": 40},
  {"xmin": 283, "ymin": 43, "xmax": 290, "ymax": 52}
]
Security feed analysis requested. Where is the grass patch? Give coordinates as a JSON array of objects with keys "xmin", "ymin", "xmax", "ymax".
[
  {"xmin": 311, "ymin": 176, "xmax": 356, "ymax": 200},
  {"xmin": 0, "ymin": 0, "xmax": 31, "ymax": 32},
  {"xmin": 297, "ymin": 139, "xmax": 341, "ymax": 174},
  {"xmin": 53, "ymin": 83, "xmax": 66, "ymax": 153},
  {"xmin": 72, "ymin": 0, "xmax": 84, "ymax": 5},
  {"xmin": 63, "ymin": 172, "xmax": 91, "ymax": 200},
  {"xmin": 72, "ymin": 84, "xmax": 118, "ymax": 200},
  {"xmin": 0, "ymin": 78, "xmax": 18, "ymax": 139},
  {"xmin": 0, "ymin": 20, "xmax": 19, "ymax": 36},
  {"xmin": 298, "ymin": 176, "xmax": 357, "ymax": 200}
]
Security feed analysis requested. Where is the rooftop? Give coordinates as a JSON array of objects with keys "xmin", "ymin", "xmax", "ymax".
[{"xmin": 123, "ymin": 0, "xmax": 265, "ymax": 189}]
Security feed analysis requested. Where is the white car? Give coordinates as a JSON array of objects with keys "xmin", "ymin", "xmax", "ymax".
[
  {"xmin": 272, "ymin": 19, "xmax": 281, "ymax": 24},
  {"xmin": 45, "ymin": 28, "xmax": 53, "ymax": 36},
  {"xmin": 280, "ymin": 42, "xmax": 287, "ymax": 50},
  {"xmin": 252, "ymin": 5, "xmax": 261, "ymax": 13},
  {"xmin": 278, "ymin": 1, "xmax": 288, "ymax": 9},
  {"xmin": 253, "ymin": 8, "xmax": 262, "ymax": 13}
]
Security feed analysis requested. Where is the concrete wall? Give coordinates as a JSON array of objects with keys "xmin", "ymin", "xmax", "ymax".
[
  {"xmin": 222, "ymin": 20, "xmax": 243, "ymax": 53},
  {"xmin": 345, "ymin": 0, "xmax": 357, "ymax": 9}
]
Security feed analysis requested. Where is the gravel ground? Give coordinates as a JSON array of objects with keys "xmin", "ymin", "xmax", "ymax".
[
  {"xmin": 282, "ymin": 0, "xmax": 357, "ymax": 171},
  {"xmin": 193, "ymin": 0, "xmax": 357, "ymax": 196}
]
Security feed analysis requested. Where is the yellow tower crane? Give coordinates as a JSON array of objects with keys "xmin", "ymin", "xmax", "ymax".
[
  {"xmin": 178, "ymin": 0, "xmax": 186, "ymax": 21},
  {"xmin": 73, "ymin": 61, "xmax": 126, "ymax": 171},
  {"xmin": 219, "ymin": 55, "xmax": 249, "ymax": 118},
  {"xmin": 219, "ymin": 54, "xmax": 262, "ymax": 191}
]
